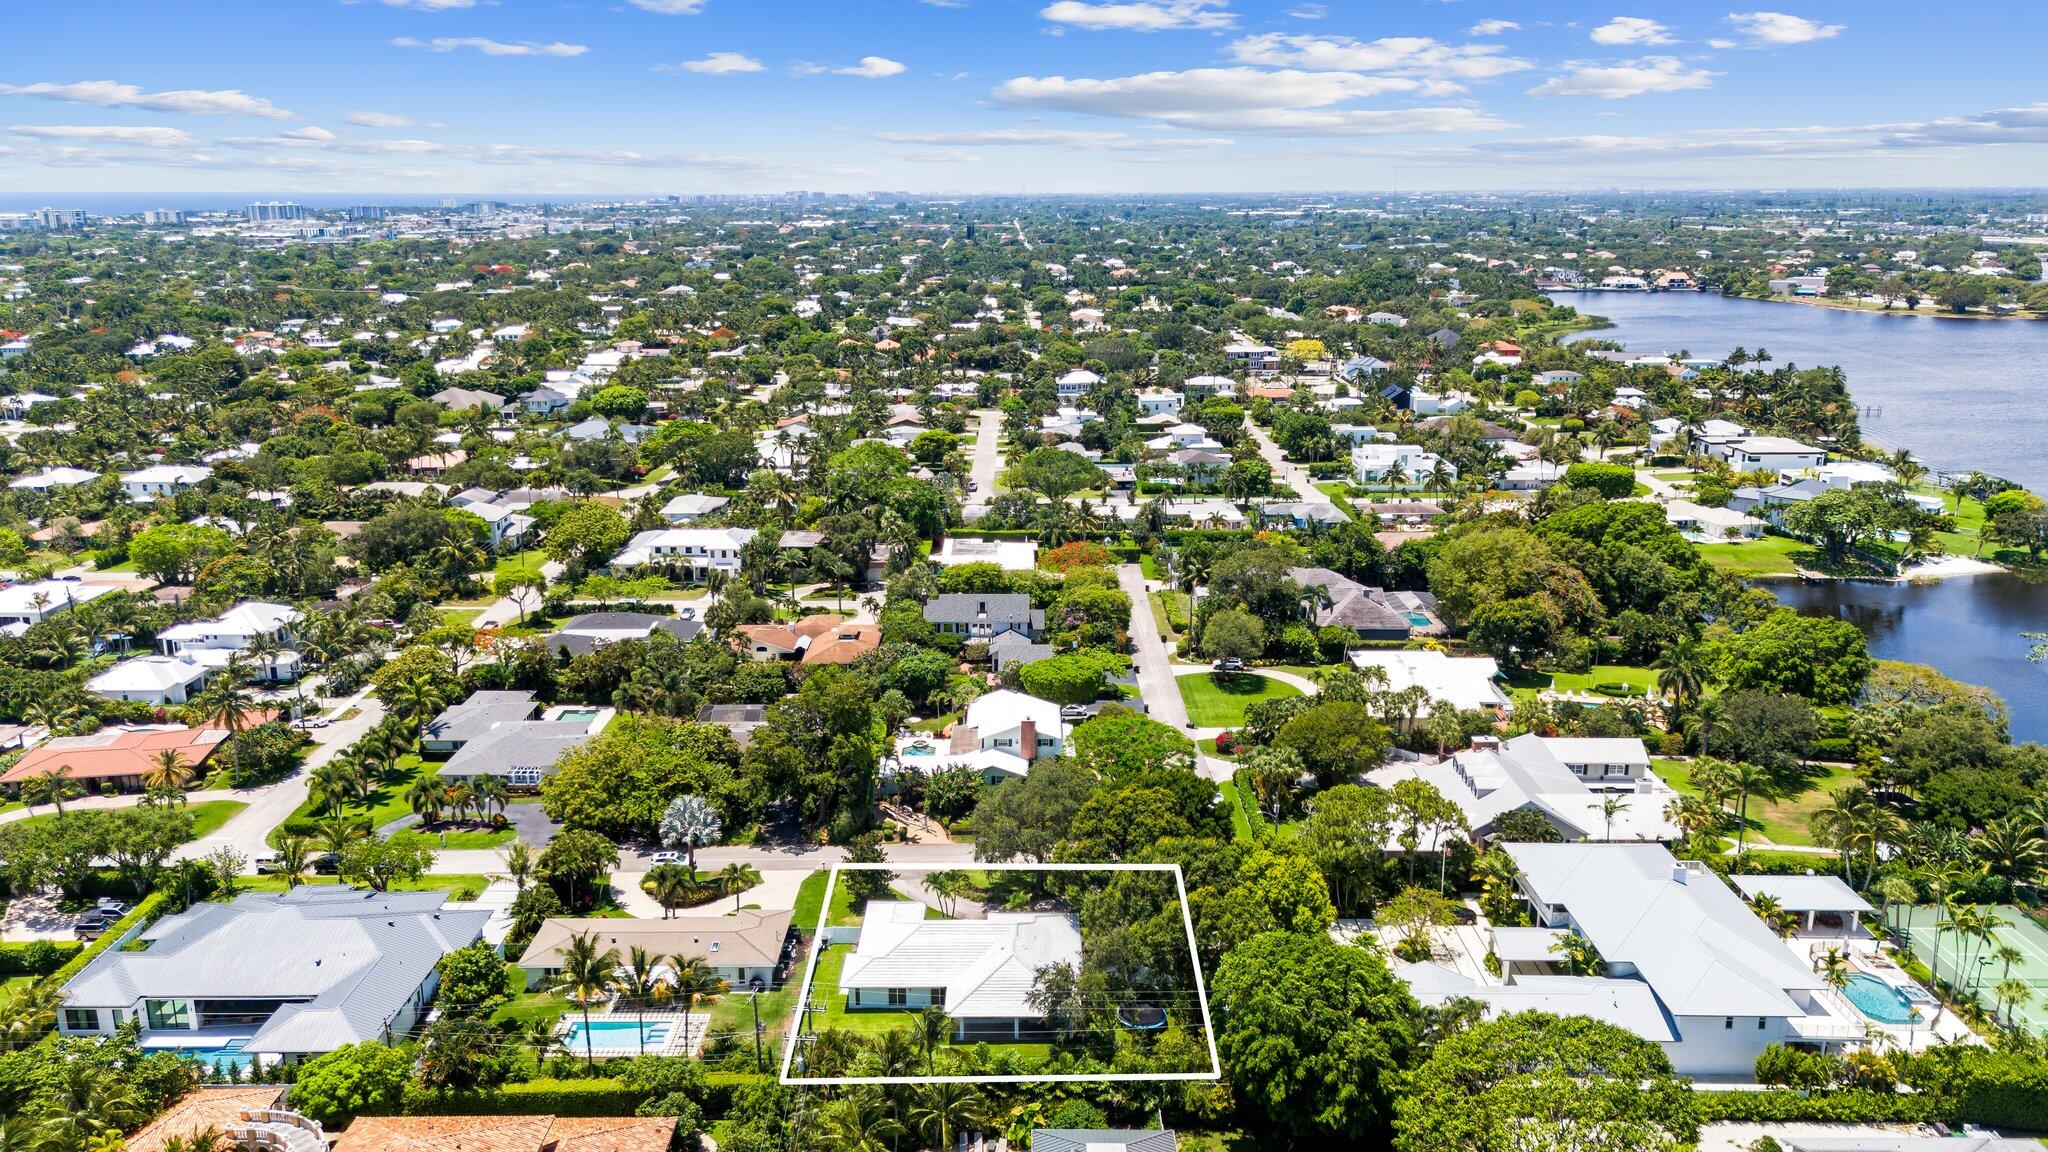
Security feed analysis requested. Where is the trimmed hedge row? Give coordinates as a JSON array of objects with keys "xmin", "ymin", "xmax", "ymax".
[
  {"xmin": 0, "ymin": 940, "xmax": 82, "ymax": 977},
  {"xmin": 1694, "ymin": 1089, "xmax": 1946, "ymax": 1124},
  {"xmin": 387, "ymin": 1072, "xmax": 772, "ymax": 1119}
]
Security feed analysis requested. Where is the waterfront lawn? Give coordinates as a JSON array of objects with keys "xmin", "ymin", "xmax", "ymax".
[
  {"xmin": 1178, "ymin": 672, "xmax": 1300, "ymax": 727},
  {"xmin": 1695, "ymin": 535, "xmax": 1813, "ymax": 577},
  {"xmin": 1650, "ymin": 758, "xmax": 1856, "ymax": 848},
  {"xmin": 1505, "ymin": 665, "xmax": 1656, "ymax": 698}
]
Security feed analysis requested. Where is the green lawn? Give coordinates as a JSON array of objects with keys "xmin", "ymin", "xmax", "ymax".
[
  {"xmin": 790, "ymin": 870, "xmax": 830, "ymax": 931},
  {"xmin": 185, "ymin": 800, "xmax": 246, "ymax": 839},
  {"xmin": 491, "ymin": 548, "xmax": 550, "ymax": 585},
  {"xmin": 492, "ymin": 987, "xmax": 571, "ymax": 1030},
  {"xmin": 1505, "ymin": 665, "xmax": 1657, "ymax": 699},
  {"xmin": 1694, "ymin": 534, "xmax": 1812, "ymax": 577},
  {"xmin": 1177, "ymin": 672, "xmax": 1300, "ymax": 727},
  {"xmin": 391, "ymin": 823, "xmax": 517, "ymax": 850},
  {"xmin": 278, "ymin": 753, "xmax": 438, "ymax": 841},
  {"xmin": 1649, "ymin": 757, "xmax": 1856, "ymax": 848},
  {"xmin": 1216, "ymin": 778, "xmax": 1255, "ymax": 843},
  {"xmin": 236, "ymin": 873, "xmax": 493, "ymax": 895},
  {"xmin": 801, "ymin": 945, "xmax": 1050, "ymax": 1063}
]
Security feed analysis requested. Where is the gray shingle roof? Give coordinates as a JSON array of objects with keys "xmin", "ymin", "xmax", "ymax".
[
  {"xmin": 422, "ymin": 691, "xmax": 538, "ymax": 744},
  {"xmin": 923, "ymin": 593, "xmax": 1035, "ymax": 627}
]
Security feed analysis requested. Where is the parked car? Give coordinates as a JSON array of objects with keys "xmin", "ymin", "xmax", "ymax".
[
  {"xmin": 1213, "ymin": 657, "xmax": 1245, "ymax": 672},
  {"xmin": 677, "ymin": 607, "xmax": 697, "ymax": 620},
  {"xmin": 649, "ymin": 850, "xmax": 681, "ymax": 865},
  {"xmin": 1060, "ymin": 704, "xmax": 1088, "ymax": 720}
]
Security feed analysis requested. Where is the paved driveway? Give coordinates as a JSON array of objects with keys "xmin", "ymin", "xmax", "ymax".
[{"xmin": 1244, "ymin": 419, "xmax": 1348, "ymax": 521}]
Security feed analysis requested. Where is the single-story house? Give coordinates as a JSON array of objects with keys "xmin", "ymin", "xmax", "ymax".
[
  {"xmin": 732, "ymin": 614, "xmax": 848, "ymax": 661},
  {"xmin": 954, "ymin": 689, "xmax": 1064, "ymax": 760},
  {"xmin": 518, "ymin": 909, "xmax": 793, "ymax": 991},
  {"xmin": 1350, "ymin": 649, "xmax": 1509, "ymax": 718},
  {"xmin": 696, "ymin": 703, "xmax": 768, "ymax": 749},
  {"xmin": 1, "ymin": 725, "xmax": 229, "ymax": 794},
  {"xmin": 840, "ymin": 901, "xmax": 1082, "ymax": 1039},
  {"xmin": 1664, "ymin": 500, "xmax": 1766, "ymax": 542},
  {"xmin": 932, "ymin": 537, "xmax": 1038, "ymax": 571},
  {"xmin": 659, "ymin": 493, "xmax": 731, "ymax": 524},
  {"xmin": 542, "ymin": 612, "xmax": 703, "ymax": 659}
]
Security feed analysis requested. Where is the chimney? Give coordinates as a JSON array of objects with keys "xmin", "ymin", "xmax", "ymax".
[
  {"xmin": 1470, "ymin": 735, "xmax": 1501, "ymax": 752},
  {"xmin": 1018, "ymin": 719, "xmax": 1037, "ymax": 762},
  {"xmin": 1672, "ymin": 864, "xmax": 1689, "ymax": 885}
]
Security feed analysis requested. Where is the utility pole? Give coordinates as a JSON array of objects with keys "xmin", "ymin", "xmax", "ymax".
[{"xmin": 751, "ymin": 993, "xmax": 765, "ymax": 1072}]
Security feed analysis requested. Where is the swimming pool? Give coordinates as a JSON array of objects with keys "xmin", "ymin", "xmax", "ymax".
[
  {"xmin": 1404, "ymin": 612, "xmax": 1433, "ymax": 628},
  {"xmin": 550, "ymin": 707, "xmax": 601, "ymax": 722},
  {"xmin": 149, "ymin": 1037, "xmax": 256, "ymax": 1071},
  {"xmin": 561, "ymin": 1018, "xmax": 674, "ymax": 1050},
  {"xmin": 1842, "ymin": 973, "xmax": 1919, "ymax": 1025}
]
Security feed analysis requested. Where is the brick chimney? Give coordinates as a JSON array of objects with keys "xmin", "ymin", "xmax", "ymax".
[{"xmin": 1018, "ymin": 719, "xmax": 1037, "ymax": 762}]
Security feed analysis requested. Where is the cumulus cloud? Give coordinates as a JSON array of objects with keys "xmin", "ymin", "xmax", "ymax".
[
  {"xmin": 1726, "ymin": 11, "xmax": 1845, "ymax": 44},
  {"xmin": 656, "ymin": 52, "xmax": 765, "ymax": 74},
  {"xmin": 1227, "ymin": 33, "xmax": 1532, "ymax": 81},
  {"xmin": 10, "ymin": 124, "xmax": 194, "ymax": 148},
  {"xmin": 345, "ymin": 111, "xmax": 428, "ymax": 128},
  {"xmin": 874, "ymin": 127, "xmax": 1232, "ymax": 151},
  {"xmin": 1039, "ymin": 1, "xmax": 1234, "ymax": 32},
  {"xmin": 1469, "ymin": 19, "xmax": 1519, "ymax": 36},
  {"xmin": 1528, "ymin": 56, "xmax": 1718, "ymax": 99},
  {"xmin": 0, "ymin": 80, "xmax": 294, "ymax": 119},
  {"xmin": 991, "ymin": 67, "xmax": 1508, "ymax": 134},
  {"xmin": 1590, "ymin": 17, "xmax": 1676, "ymax": 46},
  {"xmin": 391, "ymin": 37, "xmax": 588, "ymax": 56},
  {"xmin": 626, "ymin": 0, "xmax": 710, "ymax": 12}
]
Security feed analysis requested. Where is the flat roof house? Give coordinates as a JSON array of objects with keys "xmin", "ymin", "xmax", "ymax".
[
  {"xmin": 58, "ymin": 887, "xmax": 489, "ymax": 1062},
  {"xmin": 1708, "ymin": 435, "xmax": 1826, "ymax": 474},
  {"xmin": 517, "ymin": 909, "xmax": 794, "ymax": 992},
  {"xmin": 840, "ymin": 901, "xmax": 1082, "ymax": 1039},
  {"xmin": 932, "ymin": 536, "xmax": 1039, "ymax": 571},
  {"xmin": 1370, "ymin": 734, "xmax": 1677, "ymax": 843}
]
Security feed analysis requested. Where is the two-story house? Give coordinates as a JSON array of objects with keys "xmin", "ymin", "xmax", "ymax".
[{"xmin": 922, "ymin": 594, "xmax": 1041, "ymax": 642}]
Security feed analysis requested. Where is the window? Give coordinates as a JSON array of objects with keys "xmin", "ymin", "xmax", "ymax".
[
  {"xmin": 146, "ymin": 1000, "xmax": 192, "ymax": 1030},
  {"xmin": 1757, "ymin": 1017, "xmax": 1767, "ymax": 1030},
  {"xmin": 1723, "ymin": 1016, "xmax": 1734, "ymax": 1030},
  {"xmin": 62, "ymin": 1008, "xmax": 99, "ymax": 1032},
  {"xmin": 887, "ymin": 988, "xmax": 909, "ymax": 1007}
]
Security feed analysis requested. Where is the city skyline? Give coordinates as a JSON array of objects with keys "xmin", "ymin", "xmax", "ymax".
[{"xmin": 2, "ymin": 1, "xmax": 2046, "ymax": 194}]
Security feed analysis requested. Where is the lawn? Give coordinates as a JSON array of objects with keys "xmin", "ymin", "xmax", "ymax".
[
  {"xmin": 1177, "ymin": 672, "xmax": 1299, "ymax": 727},
  {"xmin": 799, "ymin": 945, "xmax": 1051, "ymax": 1063},
  {"xmin": 1694, "ymin": 534, "xmax": 1813, "ymax": 577},
  {"xmin": 391, "ymin": 823, "xmax": 517, "ymax": 850},
  {"xmin": 491, "ymin": 548, "xmax": 550, "ymax": 585},
  {"xmin": 1649, "ymin": 757, "xmax": 1856, "ymax": 848},
  {"xmin": 277, "ymin": 752, "xmax": 438, "ymax": 842},
  {"xmin": 185, "ymin": 800, "xmax": 246, "ymax": 840},
  {"xmin": 1216, "ymin": 778, "xmax": 1255, "ymax": 843},
  {"xmin": 1505, "ymin": 665, "xmax": 1657, "ymax": 699},
  {"xmin": 790, "ymin": 870, "xmax": 831, "ymax": 932},
  {"xmin": 236, "ymin": 873, "xmax": 493, "ymax": 895}
]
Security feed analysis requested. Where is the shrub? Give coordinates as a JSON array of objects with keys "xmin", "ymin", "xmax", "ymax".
[
  {"xmin": 1563, "ymin": 462, "xmax": 1637, "ymax": 500},
  {"xmin": 1592, "ymin": 681, "xmax": 1632, "ymax": 697},
  {"xmin": 1692, "ymin": 1089, "xmax": 1944, "ymax": 1124},
  {"xmin": 397, "ymin": 1078, "xmax": 651, "ymax": 1117},
  {"xmin": 0, "ymin": 939, "xmax": 80, "ymax": 976}
]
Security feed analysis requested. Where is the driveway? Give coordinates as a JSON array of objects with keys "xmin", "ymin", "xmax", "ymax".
[
  {"xmin": 1244, "ymin": 420, "xmax": 1348, "ymax": 521},
  {"xmin": 475, "ymin": 560, "xmax": 567, "ymax": 629},
  {"xmin": 961, "ymin": 408, "xmax": 1002, "ymax": 521},
  {"xmin": 1117, "ymin": 563, "xmax": 1190, "ymax": 732}
]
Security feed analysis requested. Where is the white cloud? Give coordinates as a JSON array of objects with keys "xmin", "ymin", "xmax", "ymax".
[
  {"xmin": 991, "ymin": 67, "xmax": 1509, "ymax": 134},
  {"xmin": 1039, "ymin": 1, "xmax": 1234, "ymax": 32},
  {"xmin": 626, "ymin": 0, "xmax": 709, "ymax": 12},
  {"xmin": 1468, "ymin": 19, "xmax": 1519, "ymax": 36},
  {"xmin": 279, "ymin": 126, "xmax": 336, "ymax": 141},
  {"xmin": 1726, "ymin": 11, "xmax": 1845, "ymax": 45},
  {"xmin": 874, "ymin": 127, "xmax": 1231, "ymax": 151},
  {"xmin": 10, "ymin": 124, "xmax": 194, "ymax": 148},
  {"xmin": 1288, "ymin": 3, "xmax": 1326, "ymax": 18},
  {"xmin": 893, "ymin": 147, "xmax": 983, "ymax": 163},
  {"xmin": 0, "ymin": 80, "xmax": 294, "ymax": 119},
  {"xmin": 1528, "ymin": 56, "xmax": 1718, "ymax": 99},
  {"xmin": 1590, "ymin": 17, "xmax": 1676, "ymax": 45},
  {"xmin": 1707, "ymin": 38, "xmax": 1739, "ymax": 49},
  {"xmin": 919, "ymin": 0, "xmax": 970, "ymax": 7},
  {"xmin": 391, "ymin": 37, "xmax": 588, "ymax": 57},
  {"xmin": 657, "ymin": 52, "xmax": 765, "ymax": 74},
  {"xmin": 1227, "ymin": 33, "xmax": 1532, "ymax": 80},
  {"xmin": 800, "ymin": 56, "xmax": 907, "ymax": 78},
  {"xmin": 345, "ymin": 111, "xmax": 428, "ymax": 128}
]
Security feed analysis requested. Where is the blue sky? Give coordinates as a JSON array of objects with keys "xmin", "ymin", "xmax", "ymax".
[{"xmin": 3, "ymin": 0, "xmax": 2046, "ymax": 196}]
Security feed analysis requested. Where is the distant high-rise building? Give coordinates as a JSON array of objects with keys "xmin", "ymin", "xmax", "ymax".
[
  {"xmin": 245, "ymin": 201, "xmax": 308, "ymax": 222},
  {"xmin": 142, "ymin": 209, "xmax": 186, "ymax": 226},
  {"xmin": 347, "ymin": 205, "xmax": 386, "ymax": 221},
  {"xmin": 36, "ymin": 207, "xmax": 86, "ymax": 230}
]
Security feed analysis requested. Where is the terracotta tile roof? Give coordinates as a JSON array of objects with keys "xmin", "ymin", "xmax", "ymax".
[
  {"xmin": 334, "ymin": 1115, "xmax": 677, "ymax": 1152},
  {"xmin": 126, "ymin": 1087, "xmax": 287, "ymax": 1152},
  {"xmin": 1, "ymin": 725, "xmax": 231, "ymax": 785},
  {"xmin": 802, "ymin": 622, "xmax": 880, "ymax": 665},
  {"xmin": 788, "ymin": 613, "xmax": 846, "ymax": 639}
]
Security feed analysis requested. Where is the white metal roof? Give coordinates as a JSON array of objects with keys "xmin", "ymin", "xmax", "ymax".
[
  {"xmin": 1731, "ymin": 874, "xmax": 1874, "ymax": 915},
  {"xmin": 840, "ymin": 901, "xmax": 1082, "ymax": 1021}
]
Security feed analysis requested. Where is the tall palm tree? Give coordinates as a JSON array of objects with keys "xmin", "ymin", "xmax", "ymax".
[
  {"xmin": 495, "ymin": 842, "xmax": 536, "ymax": 891},
  {"xmin": 1727, "ymin": 760, "xmax": 1772, "ymax": 853},
  {"xmin": 1995, "ymin": 979, "xmax": 2034, "ymax": 1031},
  {"xmin": 666, "ymin": 953, "xmax": 728, "ymax": 1058},
  {"xmin": 406, "ymin": 775, "xmax": 449, "ymax": 825},
  {"xmin": 717, "ymin": 862, "xmax": 763, "ymax": 911},
  {"xmin": 144, "ymin": 749, "xmax": 195, "ymax": 800},
  {"xmin": 821, "ymin": 1090, "xmax": 905, "ymax": 1152},
  {"xmin": 1653, "ymin": 638, "xmax": 1713, "ymax": 719},
  {"xmin": 909, "ymin": 1081, "xmax": 987, "ymax": 1152},
  {"xmin": 610, "ymin": 946, "xmax": 667, "ymax": 1057},
  {"xmin": 275, "ymin": 834, "xmax": 311, "ymax": 890},
  {"xmin": 472, "ymin": 776, "xmax": 511, "ymax": 820},
  {"xmin": 554, "ymin": 931, "xmax": 620, "ymax": 1071},
  {"xmin": 197, "ymin": 662, "xmax": 257, "ymax": 783}
]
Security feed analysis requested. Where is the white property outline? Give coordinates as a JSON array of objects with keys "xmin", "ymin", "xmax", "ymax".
[{"xmin": 778, "ymin": 861, "xmax": 1222, "ymax": 1085}]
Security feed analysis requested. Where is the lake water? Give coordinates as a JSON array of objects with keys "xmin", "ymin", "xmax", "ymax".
[
  {"xmin": 1771, "ymin": 573, "xmax": 2048, "ymax": 744},
  {"xmin": 1548, "ymin": 291, "xmax": 2048, "ymax": 491}
]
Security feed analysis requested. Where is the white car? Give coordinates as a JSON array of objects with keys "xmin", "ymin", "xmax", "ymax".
[{"xmin": 648, "ymin": 850, "xmax": 681, "ymax": 865}]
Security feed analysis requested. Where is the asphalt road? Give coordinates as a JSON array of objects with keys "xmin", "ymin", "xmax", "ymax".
[{"xmin": 1244, "ymin": 419, "xmax": 1349, "ymax": 521}]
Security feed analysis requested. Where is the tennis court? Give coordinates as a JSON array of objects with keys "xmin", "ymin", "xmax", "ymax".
[{"xmin": 1897, "ymin": 903, "xmax": 2048, "ymax": 1034}]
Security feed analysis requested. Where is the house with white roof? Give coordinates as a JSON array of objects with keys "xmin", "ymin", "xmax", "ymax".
[
  {"xmin": 119, "ymin": 464, "xmax": 212, "ymax": 502},
  {"xmin": 157, "ymin": 602, "xmax": 301, "ymax": 680},
  {"xmin": 839, "ymin": 901, "xmax": 1082, "ymax": 1039},
  {"xmin": 1136, "ymin": 388, "xmax": 1184, "ymax": 417},
  {"xmin": 958, "ymin": 689, "xmax": 1064, "ymax": 760},
  {"xmin": 1665, "ymin": 500, "xmax": 1766, "ymax": 542},
  {"xmin": 608, "ymin": 527, "xmax": 756, "ymax": 577},
  {"xmin": 88, "ymin": 654, "xmax": 215, "ymax": 706},
  {"xmin": 932, "ymin": 536, "xmax": 1038, "ymax": 572},
  {"xmin": 659, "ymin": 493, "xmax": 731, "ymax": 524},
  {"xmin": 1371, "ymin": 734, "xmax": 1675, "ymax": 843},
  {"xmin": 1349, "ymin": 649, "xmax": 1508, "ymax": 718},
  {"xmin": 1709, "ymin": 436, "xmax": 1827, "ymax": 474},
  {"xmin": 0, "ymin": 579, "xmax": 113, "ymax": 630},
  {"xmin": 58, "ymin": 887, "xmax": 489, "ymax": 1062},
  {"xmin": 1224, "ymin": 339, "xmax": 1279, "ymax": 375},
  {"xmin": 1181, "ymin": 374, "xmax": 1236, "ymax": 398},
  {"xmin": 8, "ymin": 466, "xmax": 99, "ymax": 492},
  {"xmin": 1352, "ymin": 443, "xmax": 1452, "ymax": 487},
  {"xmin": 1469, "ymin": 842, "xmax": 1863, "ymax": 1074},
  {"xmin": 1055, "ymin": 368, "xmax": 1102, "ymax": 401}
]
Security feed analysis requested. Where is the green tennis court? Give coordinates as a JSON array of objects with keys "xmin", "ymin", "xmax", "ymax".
[{"xmin": 1897, "ymin": 904, "xmax": 2048, "ymax": 1034}]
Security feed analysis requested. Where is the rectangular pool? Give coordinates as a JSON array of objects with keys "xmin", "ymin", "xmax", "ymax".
[
  {"xmin": 561, "ymin": 1018, "xmax": 674, "ymax": 1051},
  {"xmin": 147, "ymin": 1037, "xmax": 256, "ymax": 1071}
]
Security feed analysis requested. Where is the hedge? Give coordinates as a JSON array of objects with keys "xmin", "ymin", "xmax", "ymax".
[
  {"xmin": 0, "ymin": 940, "xmax": 82, "ymax": 977},
  {"xmin": 1693, "ymin": 1089, "xmax": 1946, "ymax": 1124},
  {"xmin": 390, "ymin": 1072, "xmax": 772, "ymax": 1118},
  {"xmin": 48, "ymin": 891, "xmax": 171, "ymax": 986}
]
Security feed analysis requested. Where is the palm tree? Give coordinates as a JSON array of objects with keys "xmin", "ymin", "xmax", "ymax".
[
  {"xmin": 471, "ymin": 776, "xmax": 511, "ymax": 820},
  {"xmin": 406, "ymin": 775, "xmax": 449, "ymax": 825},
  {"xmin": 1972, "ymin": 816, "xmax": 2047, "ymax": 897},
  {"xmin": 1727, "ymin": 760, "xmax": 1772, "ymax": 853},
  {"xmin": 1995, "ymin": 978, "xmax": 2034, "ymax": 1030},
  {"xmin": 1653, "ymin": 638, "xmax": 1713, "ymax": 718},
  {"xmin": 1818, "ymin": 946, "xmax": 1853, "ymax": 992},
  {"xmin": 1876, "ymin": 873, "xmax": 1919, "ymax": 938},
  {"xmin": 553, "ymin": 931, "xmax": 619, "ymax": 1071},
  {"xmin": 717, "ymin": 862, "xmax": 763, "ymax": 911},
  {"xmin": 666, "ymin": 953, "xmax": 728, "ymax": 1057},
  {"xmin": 1600, "ymin": 794, "xmax": 1625, "ymax": 842},
  {"xmin": 821, "ymin": 1090, "xmax": 905, "ymax": 1152},
  {"xmin": 143, "ymin": 749, "xmax": 194, "ymax": 800},
  {"xmin": 610, "ymin": 946, "xmax": 667, "ymax": 1057},
  {"xmin": 1749, "ymin": 893, "xmax": 1797, "ymax": 938},
  {"xmin": 197, "ymin": 659, "xmax": 257, "ymax": 783},
  {"xmin": 909, "ymin": 1081, "xmax": 987, "ymax": 1152},
  {"xmin": 275, "ymin": 834, "xmax": 311, "ymax": 890},
  {"xmin": 495, "ymin": 842, "xmax": 536, "ymax": 891}
]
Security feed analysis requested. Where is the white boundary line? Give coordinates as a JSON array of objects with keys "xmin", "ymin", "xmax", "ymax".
[{"xmin": 778, "ymin": 861, "xmax": 1222, "ymax": 1086}]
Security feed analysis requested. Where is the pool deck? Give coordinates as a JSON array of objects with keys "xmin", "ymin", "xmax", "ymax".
[{"xmin": 557, "ymin": 1009, "xmax": 712, "ymax": 1058}]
